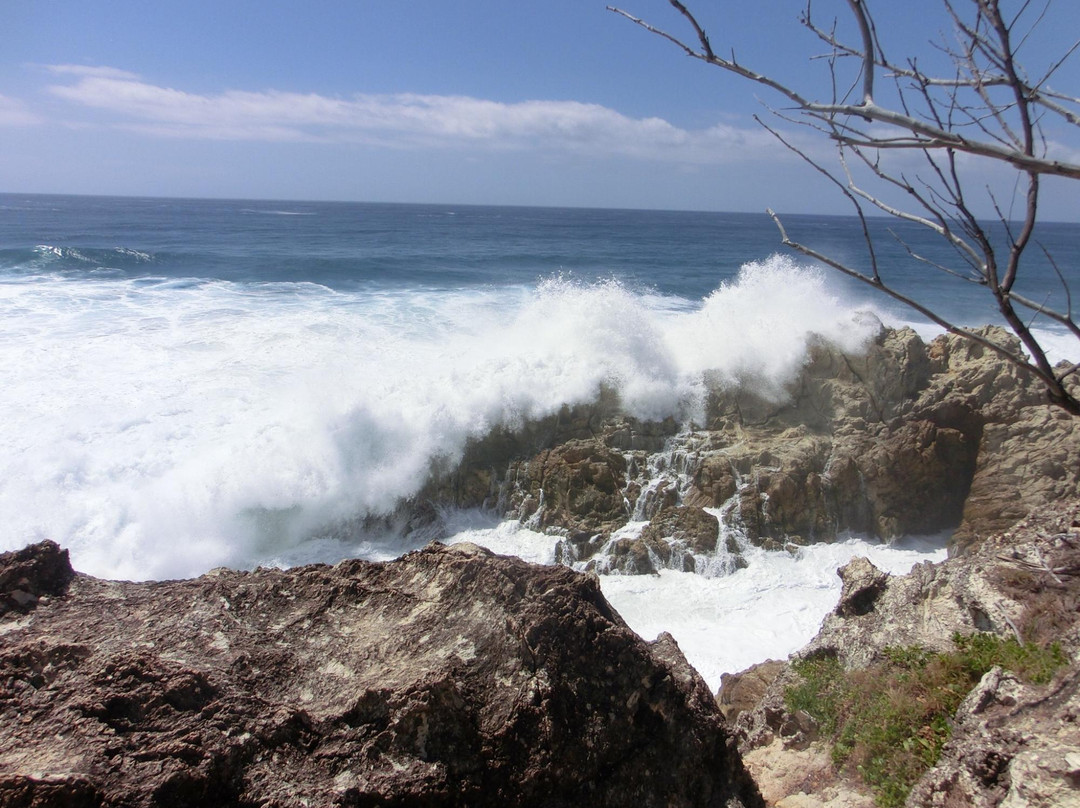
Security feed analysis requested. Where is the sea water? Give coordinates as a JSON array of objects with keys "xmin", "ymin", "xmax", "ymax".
[{"xmin": 2, "ymin": 194, "xmax": 1074, "ymax": 687}]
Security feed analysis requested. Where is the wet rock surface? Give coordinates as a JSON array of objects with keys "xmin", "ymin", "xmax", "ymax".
[
  {"xmin": 0, "ymin": 540, "xmax": 762, "ymax": 808},
  {"xmin": 449, "ymin": 326, "xmax": 1078, "ymax": 568},
  {"xmin": 595, "ymin": 506, "xmax": 724, "ymax": 575},
  {"xmin": 506, "ymin": 438, "xmax": 631, "ymax": 539}
]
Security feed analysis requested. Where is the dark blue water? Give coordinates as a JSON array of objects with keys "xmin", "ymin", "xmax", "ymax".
[{"xmin": 3, "ymin": 193, "xmax": 1076, "ymax": 328}]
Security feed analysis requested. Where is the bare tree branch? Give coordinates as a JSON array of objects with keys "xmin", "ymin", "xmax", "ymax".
[
  {"xmin": 608, "ymin": 4, "xmax": 1080, "ymax": 179},
  {"xmin": 609, "ymin": 0, "xmax": 1080, "ymax": 414}
]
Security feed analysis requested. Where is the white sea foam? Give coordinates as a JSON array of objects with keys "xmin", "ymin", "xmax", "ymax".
[
  {"xmin": 599, "ymin": 538, "xmax": 947, "ymax": 690},
  {"xmin": 1, "ymin": 256, "xmax": 878, "ymax": 579},
  {"xmin": 239, "ymin": 208, "xmax": 316, "ymax": 216},
  {"xmin": 441, "ymin": 517, "xmax": 946, "ymax": 691}
]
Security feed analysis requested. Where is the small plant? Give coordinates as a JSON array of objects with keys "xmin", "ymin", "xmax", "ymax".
[
  {"xmin": 785, "ymin": 633, "xmax": 1067, "ymax": 808},
  {"xmin": 951, "ymin": 632, "xmax": 1066, "ymax": 686}
]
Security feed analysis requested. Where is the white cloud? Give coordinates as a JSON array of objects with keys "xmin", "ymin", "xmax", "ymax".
[
  {"xmin": 43, "ymin": 66, "xmax": 789, "ymax": 164},
  {"xmin": 0, "ymin": 94, "xmax": 42, "ymax": 126},
  {"xmin": 44, "ymin": 65, "xmax": 141, "ymax": 80}
]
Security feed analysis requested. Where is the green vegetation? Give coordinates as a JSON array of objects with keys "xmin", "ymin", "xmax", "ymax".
[{"xmin": 784, "ymin": 633, "xmax": 1067, "ymax": 808}]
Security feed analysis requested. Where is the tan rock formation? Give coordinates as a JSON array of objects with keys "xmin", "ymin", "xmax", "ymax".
[{"xmin": 500, "ymin": 326, "xmax": 1077, "ymax": 560}]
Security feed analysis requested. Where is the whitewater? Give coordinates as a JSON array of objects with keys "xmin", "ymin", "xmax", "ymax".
[{"xmin": 4, "ymin": 195, "xmax": 1074, "ymax": 688}]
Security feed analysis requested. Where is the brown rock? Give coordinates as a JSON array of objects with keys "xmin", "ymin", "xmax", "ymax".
[
  {"xmin": 954, "ymin": 404, "xmax": 1080, "ymax": 551},
  {"xmin": 598, "ymin": 506, "xmax": 725, "ymax": 576},
  {"xmin": 507, "ymin": 438, "xmax": 629, "ymax": 539},
  {"xmin": 849, "ymin": 418, "xmax": 978, "ymax": 538},
  {"xmin": 718, "ymin": 660, "xmax": 786, "ymax": 723},
  {"xmin": 0, "ymin": 540, "xmax": 74, "ymax": 617},
  {"xmin": 640, "ymin": 506, "xmax": 720, "ymax": 555},
  {"xmin": 0, "ymin": 540, "xmax": 762, "ymax": 808},
  {"xmin": 691, "ymin": 326, "xmax": 1075, "ymax": 550},
  {"xmin": 704, "ymin": 327, "xmax": 931, "ymax": 433},
  {"xmin": 601, "ymin": 533, "xmax": 670, "ymax": 575}
]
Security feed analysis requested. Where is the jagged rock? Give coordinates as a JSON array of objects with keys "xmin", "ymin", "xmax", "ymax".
[
  {"xmin": 0, "ymin": 540, "xmax": 762, "ymax": 808},
  {"xmin": 833, "ymin": 557, "xmax": 890, "ymax": 618},
  {"xmin": 595, "ymin": 506, "xmax": 724, "ymax": 576},
  {"xmin": 680, "ymin": 418, "xmax": 973, "ymax": 547},
  {"xmin": 640, "ymin": 505, "xmax": 720, "ymax": 555},
  {"xmin": 911, "ymin": 328, "xmax": 1080, "ymax": 550},
  {"xmin": 422, "ymin": 393, "xmax": 624, "ymax": 510},
  {"xmin": 704, "ymin": 327, "xmax": 931, "ymax": 433},
  {"xmin": 689, "ymin": 326, "xmax": 1075, "ymax": 550},
  {"xmin": 730, "ymin": 500, "xmax": 1080, "ymax": 807},
  {"xmin": 953, "ymin": 403, "xmax": 1080, "ymax": 552},
  {"xmin": 506, "ymin": 438, "xmax": 629, "ymax": 538},
  {"xmin": 685, "ymin": 450, "xmax": 740, "ymax": 512},
  {"xmin": 718, "ymin": 660, "xmax": 786, "ymax": 723},
  {"xmin": 601, "ymin": 415, "xmax": 681, "ymax": 453},
  {"xmin": 921, "ymin": 328, "xmax": 1046, "ymax": 420},
  {"xmin": 599, "ymin": 533, "xmax": 670, "ymax": 575},
  {"xmin": 908, "ymin": 666, "xmax": 1080, "ymax": 808},
  {"xmin": 422, "ymin": 325, "xmax": 1074, "ymax": 563},
  {"xmin": 0, "ymin": 540, "xmax": 74, "ymax": 617},
  {"xmin": 846, "ymin": 418, "xmax": 978, "ymax": 538},
  {"xmin": 673, "ymin": 329, "xmax": 982, "ymax": 545},
  {"xmin": 627, "ymin": 476, "xmax": 680, "ymax": 521},
  {"xmin": 715, "ymin": 431, "xmax": 836, "ymax": 547}
]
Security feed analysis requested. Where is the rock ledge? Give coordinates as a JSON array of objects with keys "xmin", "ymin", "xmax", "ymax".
[{"xmin": 0, "ymin": 541, "xmax": 761, "ymax": 808}]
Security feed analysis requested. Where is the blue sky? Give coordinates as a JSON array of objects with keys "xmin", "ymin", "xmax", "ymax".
[{"xmin": 3, "ymin": 0, "xmax": 1079, "ymax": 217}]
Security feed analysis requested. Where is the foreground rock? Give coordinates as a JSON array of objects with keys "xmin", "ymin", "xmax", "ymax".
[
  {"xmin": 0, "ymin": 541, "xmax": 761, "ymax": 808},
  {"xmin": 728, "ymin": 499, "xmax": 1080, "ymax": 807}
]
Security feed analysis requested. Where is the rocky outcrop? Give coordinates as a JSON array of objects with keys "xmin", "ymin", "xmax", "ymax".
[
  {"xmin": 421, "ymin": 390, "xmax": 678, "ymax": 512},
  {"xmin": 0, "ymin": 540, "xmax": 762, "ymax": 808},
  {"xmin": 0, "ymin": 541, "xmax": 74, "ymax": 617},
  {"xmin": 717, "ymin": 660, "xmax": 785, "ymax": 724},
  {"xmin": 727, "ymin": 499, "xmax": 1080, "ymax": 807},
  {"xmin": 506, "ymin": 438, "xmax": 631, "ymax": 538},
  {"xmin": 593, "ymin": 506, "xmax": 725, "ymax": 575},
  {"xmin": 455, "ymin": 326, "xmax": 1077, "ymax": 566},
  {"xmin": 953, "ymin": 401, "xmax": 1080, "ymax": 552},
  {"xmin": 908, "ymin": 666, "xmax": 1080, "ymax": 808}
]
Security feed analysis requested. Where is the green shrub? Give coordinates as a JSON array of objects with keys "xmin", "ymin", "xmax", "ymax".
[{"xmin": 784, "ymin": 633, "xmax": 1067, "ymax": 808}]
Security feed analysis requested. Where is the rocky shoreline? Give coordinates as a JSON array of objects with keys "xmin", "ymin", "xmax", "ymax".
[
  {"xmin": 423, "ymin": 325, "xmax": 1079, "ymax": 571},
  {"xmin": 2, "ymin": 325, "xmax": 1078, "ymax": 806}
]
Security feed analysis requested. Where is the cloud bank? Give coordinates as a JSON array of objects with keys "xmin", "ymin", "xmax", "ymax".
[{"xmin": 42, "ymin": 65, "xmax": 784, "ymax": 163}]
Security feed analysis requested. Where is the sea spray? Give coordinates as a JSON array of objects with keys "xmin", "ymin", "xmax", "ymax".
[{"xmin": 1, "ymin": 258, "xmax": 879, "ymax": 579}]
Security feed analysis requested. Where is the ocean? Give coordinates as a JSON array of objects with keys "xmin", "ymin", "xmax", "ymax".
[{"xmin": 2, "ymin": 193, "xmax": 1075, "ymax": 686}]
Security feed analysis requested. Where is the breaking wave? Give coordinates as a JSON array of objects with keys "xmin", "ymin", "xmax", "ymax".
[{"xmin": 0, "ymin": 255, "xmax": 879, "ymax": 579}]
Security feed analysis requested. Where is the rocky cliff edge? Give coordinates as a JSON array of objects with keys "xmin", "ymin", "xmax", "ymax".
[{"xmin": 0, "ymin": 540, "xmax": 762, "ymax": 808}]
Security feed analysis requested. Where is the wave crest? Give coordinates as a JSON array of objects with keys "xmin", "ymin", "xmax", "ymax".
[{"xmin": 0, "ymin": 255, "xmax": 877, "ymax": 579}]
